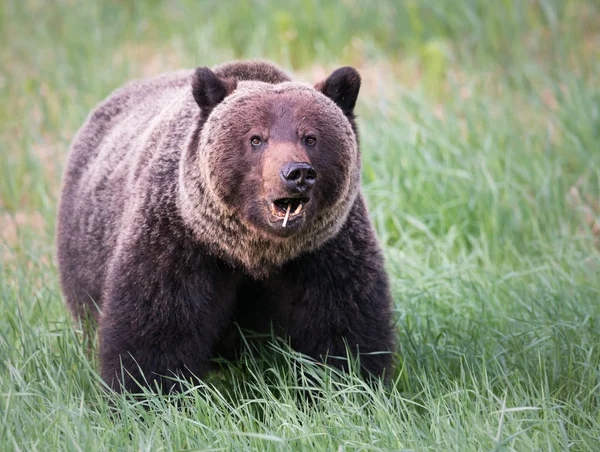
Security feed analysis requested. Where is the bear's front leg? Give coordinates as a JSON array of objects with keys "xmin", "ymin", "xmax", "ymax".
[
  {"xmin": 98, "ymin": 248, "xmax": 239, "ymax": 393},
  {"xmin": 265, "ymin": 201, "xmax": 397, "ymax": 381}
]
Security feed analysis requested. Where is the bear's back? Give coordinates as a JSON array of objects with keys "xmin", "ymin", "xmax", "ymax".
[
  {"xmin": 57, "ymin": 70, "xmax": 195, "ymax": 317},
  {"xmin": 63, "ymin": 70, "xmax": 193, "ymax": 187},
  {"xmin": 212, "ymin": 60, "xmax": 291, "ymax": 83}
]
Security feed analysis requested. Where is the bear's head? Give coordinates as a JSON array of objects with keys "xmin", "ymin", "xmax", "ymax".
[{"xmin": 181, "ymin": 63, "xmax": 362, "ymax": 276}]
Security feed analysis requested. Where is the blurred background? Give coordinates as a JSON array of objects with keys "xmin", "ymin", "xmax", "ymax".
[
  {"xmin": 1, "ymin": 1, "xmax": 599, "ymax": 449},
  {"xmin": 1, "ymin": 0, "xmax": 598, "ymax": 243}
]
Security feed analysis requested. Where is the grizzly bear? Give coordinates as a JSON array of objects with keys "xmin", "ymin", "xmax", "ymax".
[{"xmin": 57, "ymin": 60, "xmax": 395, "ymax": 393}]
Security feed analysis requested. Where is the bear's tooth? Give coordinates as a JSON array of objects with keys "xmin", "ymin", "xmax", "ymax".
[
  {"xmin": 293, "ymin": 203, "xmax": 302, "ymax": 215},
  {"xmin": 282, "ymin": 202, "xmax": 292, "ymax": 227}
]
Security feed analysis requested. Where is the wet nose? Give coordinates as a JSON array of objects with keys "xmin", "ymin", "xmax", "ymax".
[{"xmin": 280, "ymin": 162, "xmax": 317, "ymax": 193}]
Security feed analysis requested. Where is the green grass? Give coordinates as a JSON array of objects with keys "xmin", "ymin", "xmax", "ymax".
[{"xmin": 1, "ymin": 0, "xmax": 600, "ymax": 450}]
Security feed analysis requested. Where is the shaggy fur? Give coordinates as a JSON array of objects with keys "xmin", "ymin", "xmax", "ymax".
[{"xmin": 57, "ymin": 60, "xmax": 395, "ymax": 392}]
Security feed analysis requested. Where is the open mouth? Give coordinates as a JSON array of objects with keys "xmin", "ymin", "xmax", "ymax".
[{"xmin": 270, "ymin": 197, "xmax": 309, "ymax": 227}]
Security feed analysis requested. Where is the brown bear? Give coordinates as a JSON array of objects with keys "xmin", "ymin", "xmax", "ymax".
[{"xmin": 57, "ymin": 60, "xmax": 395, "ymax": 393}]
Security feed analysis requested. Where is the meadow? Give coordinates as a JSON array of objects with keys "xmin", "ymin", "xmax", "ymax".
[{"xmin": 1, "ymin": 0, "xmax": 599, "ymax": 450}]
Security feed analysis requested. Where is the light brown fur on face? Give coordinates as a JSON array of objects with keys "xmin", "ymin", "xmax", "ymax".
[
  {"xmin": 179, "ymin": 82, "xmax": 360, "ymax": 277},
  {"xmin": 260, "ymin": 141, "xmax": 311, "ymax": 199}
]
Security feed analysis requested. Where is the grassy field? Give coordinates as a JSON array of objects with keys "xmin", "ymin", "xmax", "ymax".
[{"xmin": 1, "ymin": 0, "xmax": 600, "ymax": 450}]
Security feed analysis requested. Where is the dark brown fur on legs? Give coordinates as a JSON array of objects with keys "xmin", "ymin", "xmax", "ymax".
[{"xmin": 57, "ymin": 60, "xmax": 395, "ymax": 393}]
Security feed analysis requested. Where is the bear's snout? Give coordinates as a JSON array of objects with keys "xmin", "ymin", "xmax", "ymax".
[{"xmin": 279, "ymin": 162, "xmax": 317, "ymax": 194}]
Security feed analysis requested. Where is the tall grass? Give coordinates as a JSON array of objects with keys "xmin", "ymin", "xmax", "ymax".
[{"xmin": 1, "ymin": 0, "xmax": 599, "ymax": 449}]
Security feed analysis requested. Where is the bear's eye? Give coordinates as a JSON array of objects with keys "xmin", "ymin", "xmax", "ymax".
[
  {"xmin": 304, "ymin": 136, "xmax": 317, "ymax": 146},
  {"xmin": 250, "ymin": 136, "xmax": 262, "ymax": 147}
]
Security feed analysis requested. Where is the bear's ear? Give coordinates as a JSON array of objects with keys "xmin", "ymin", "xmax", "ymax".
[
  {"xmin": 315, "ymin": 67, "xmax": 361, "ymax": 117},
  {"xmin": 192, "ymin": 67, "xmax": 237, "ymax": 113}
]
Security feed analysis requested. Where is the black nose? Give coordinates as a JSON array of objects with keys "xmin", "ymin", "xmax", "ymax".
[{"xmin": 280, "ymin": 162, "xmax": 317, "ymax": 193}]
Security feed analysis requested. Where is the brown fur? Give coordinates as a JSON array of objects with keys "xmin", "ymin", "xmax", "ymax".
[
  {"xmin": 57, "ymin": 60, "xmax": 395, "ymax": 392},
  {"xmin": 181, "ymin": 83, "xmax": 360, "ymax": 277}
]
